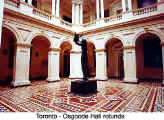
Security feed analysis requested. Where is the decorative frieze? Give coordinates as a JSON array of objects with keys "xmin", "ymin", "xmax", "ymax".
[
  {"xmin": 96, "ymin": 49, "xmax": 105, "ymax": 53},
  {"xmin": 70, "ymin": 51, "xmax": 82, "ymax": 54}
]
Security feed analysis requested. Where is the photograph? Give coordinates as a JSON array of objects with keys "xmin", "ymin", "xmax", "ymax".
[{"xmin": 0, "ymin": 0, "xmax": 164, "ymax": 120}]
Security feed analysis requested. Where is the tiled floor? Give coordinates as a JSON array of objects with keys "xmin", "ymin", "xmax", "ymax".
[{"xmin": 0, "ymin": 79, "xmax": 163, "ymax": 112}]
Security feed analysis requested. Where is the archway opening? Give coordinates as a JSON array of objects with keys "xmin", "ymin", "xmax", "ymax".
[
  {"xmin": 29, "ymin": 36, "xmax": 50, "ymax": 81},
  {"xmin": 87, "ymin": 42, "xmax": 96, "ymax": 78},
  {"xmin": 105, "ymin": 38, "xmax": 124, "ymax": 79},
  {"xmin": 0, "ymin": 27, "xmax": 17, "ymax": 85},
  {"xmin": 136, "ymin": 33, "xmax": 163, "ymax": 82},
  {"xmin": 60, "ymin": 42, "xmax": 72, "ymax": 78}
]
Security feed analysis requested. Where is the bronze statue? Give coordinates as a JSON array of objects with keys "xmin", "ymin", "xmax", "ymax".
[{"xmin": 73, "ymin": 33, "xmax": 89, "ymax": 81}]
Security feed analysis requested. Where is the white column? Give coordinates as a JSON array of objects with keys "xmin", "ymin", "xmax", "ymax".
[
  {"xmin": 122, "ymin": 0, "xmax": 126, "ymax": 12},
  {"xmin": 70, "ymin": 53, "xmax": 83, "ymax": 79},
  {"xmin": 100, "ymin": 0, "xmax": 104, "ymax": 18},
  {"xmin": 80, "ymin": 4, "xmax": 83, "ymax": 24},
  {"xmin": 76, "ymin": 4, "xmax": 80, "ymax": 24},
  {"xmin": 128, "ymin": 0, "xmax": 132, "ymax": 11},
  {"xmin": 52, "ymin": 0, "xmax": 56, "ymax": 16},
  {"xmin": 96, "ymin": 0, "xmax": 100, "ymax": 19},
  {"xmin": 0, "ymin": 0, "xmax": 4, "ymax": 47},
  {"xmin": 72, "ymin": 3, "xmax": 75, "ymax": 24},
  {"xmin": 47, "ymin": 49, "xmax": 60, "ymax": 82},
  {"xmin": 95, "ymin": 51, "xmax": 107, "ymax": 80},
  {"xmin": 123, "ymin": 47, "xmax": 138, "ymax": 83},
  {"xmin": 12, "ymin": 44, "xmax": 31, "ymax": 87},
  {"xmin": 28, "ymin": 0, "xmax": 32, "ymax": 5},
  {"xmin": 56, "ymin": 0, "xmax": 60, "ymax": 17}
]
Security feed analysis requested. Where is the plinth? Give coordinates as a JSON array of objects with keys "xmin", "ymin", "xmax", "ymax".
[{"xmin": 71, "ymin": 80, "xmax": 97, "ymax": 95}]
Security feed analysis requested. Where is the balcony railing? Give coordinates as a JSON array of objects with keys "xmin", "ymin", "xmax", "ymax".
[
  {"xmin": 133, "ymin": 4, "xmax": 157, "ymax": 16},
  {"xmin": 33, "ymin": 8, "xmax": 52, "ymax": 20},
  {"xmin": 60, "ymin": 19, "xmax": 73, "ymax": 27},
  {"xmin": 5, "ymin": 0, "xmax": 20, "ymax": 8},
  {"xmin": 104, "ymin": 14, "xmax": 122, "ymax": 23},
  {"xmin": 4, "ymin": 0, "xmax": 164, "ymax": 31}
]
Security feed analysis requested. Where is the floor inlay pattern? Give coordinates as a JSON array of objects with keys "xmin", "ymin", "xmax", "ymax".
[{"xmin": 0, "ymin": 79, "xmax": 163, "ymax": 112}]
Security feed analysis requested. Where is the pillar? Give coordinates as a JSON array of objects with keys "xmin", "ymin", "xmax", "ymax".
[
  {"xmin": 80, "ymin": 4, "xmax": 83, "ymax": 24},
  {"xmin": 47, "ymin": 48, "xmax": 60, "ymax": 82},
  {"xmin": 100, "ymin": 0, "xmax": 104, "ymax": 18},
  {"xmin": 128, "ymin": 0, "xmax": 132, "ymax": 11},
  {"xmin": 123, "ymin": 46, "xmax": 138, "ymax": 83},
  {"xmin": 52, "ymin": 0, "xmax": 56, "ymax": 16},
  {"xmin": 72, "ymin": 3, "xmax": 75, "ymax": 24},
  {"xmin": 56, "ymin": 0, "xmax": 60, "ymax": 17},
  {"xmin": 95, "ymin": 51, "xmax": 107, "ymax": 80},
  {"xmin": 122, "ymin": 0, "xmax": 127, "ymax": 12},
  {"xmin": 28, "ymin": 0, "xmax": 32, "ymax": 5},
  {"xmin": 96, "ymin": 0, "xmax": 100, "ymax": 19},
  {"xmin": 76, "ymin": 5, "xmax": 80, "ymax": 24},
  {"xmin": 69, "ymin": 52, "xmax": 83, "ymax": 79},
  {"xmin": 0, "ymin": 0, "xmax": 4, "ymax": 47},
  {"xmin": 11, "ymin": 44, "xmax": 31, "ymax": 87}
]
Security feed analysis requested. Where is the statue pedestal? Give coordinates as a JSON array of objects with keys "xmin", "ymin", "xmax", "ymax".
[{"xmin": 71, "ymin": 80, "xmax": 97, "ymax": 95}]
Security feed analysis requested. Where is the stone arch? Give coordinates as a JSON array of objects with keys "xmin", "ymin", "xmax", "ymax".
[
  {"xmin": 27, "ymin": 32, "xmax": 52, "ymax": 46},
  {"xmin": 2, "ymin": 24, "xmax": 22, "ymax": 42},
  {"xmin": 87, "ymin": 41, "xmax": 96, "ymax": 78},
  {"xmin": 29, "ymin": 34, "xmax": 51, "ymax": 81},
  {"xmin": 135, "ymin": 31, "xmax": 163, "ymax": 81},
  {"xmin": 133, "ymin": 29, "xmax": 164, "ymax": 46},
  {"xmin": 0, "ymin": 25, "xmax": 19, "ymax": 85},
  {"xmin": 59, "ymin": 41, "xmax": 72, "ymax": 78},
  {"xmin": 105, "ymin": 38, "xmax": 124, "ymax": 79},
  {"xmin": 105, "ymin": 35, "xmax": 125, "ymax": 48}
]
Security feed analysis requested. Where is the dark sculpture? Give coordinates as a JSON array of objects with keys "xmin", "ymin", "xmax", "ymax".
[{"xmin": 73, "ymin": 33, "xmax": 89, "ymax": 81}]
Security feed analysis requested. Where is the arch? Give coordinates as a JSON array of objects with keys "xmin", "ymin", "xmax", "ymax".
[
  {"xmin": 133, "ymin": 29, "xmax": 164, "ymax": 46},
  {"xmin": 135, "ymin": 32, "xmax": 163, "ymax": 81},
  {"xmin": 87, "ymin": 42, "xmax": 96, "ymax": 78},
  {"xmin": 2, "ymin": 24, "xmax": 22, "ymax": 42},
  {"xmin": 29, "ymin": 35, "xmax": 50, "ymax": 81},
  {"xmin": 0, "ymin": 26, "xmax": 18, "ymax": 85},
  {"xmin": 105, "ymin": 35, "xmax": 125, "ymax": 48},
  {"xmin": 27, "ymin": 32, "xmax": 51, "ymax": 46},
  {"xmin": 105, "ymin": 38, "xmax": 124, "ymax": 79},
  {"xmin": 60, "ymin": 41, "xmax": 72, "ymax": 78}
]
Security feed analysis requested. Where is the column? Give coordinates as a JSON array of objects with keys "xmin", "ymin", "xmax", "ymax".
[
  {"xmin": 100, "ymin": 0, "xmax": 104, "ymax": 18},
  {"xmin": 96, "ymin": 0, "xmax": 100, "ymax": 19},
  {"xmin": 72, "ymin": 3, "xmax": 75, "ymax": 24},
  {"xmin": 80, "ymin": 4, "xmax": 83, "ymax": 24},
  {"xmin": 52, "ymin": 0, "xmax": 56, "ymax": 16},
  {"xmin": 47, "ymin": 48, "xmax": 60, "ymax": 82},
  {"xmin": 161, "ymin": 43, "xmax": 164, "ymax": 85},
  {"xmin": 56, "ymin": 0, "xmax": 60, "ymax": 17},
  {"xmin": 28, "ymin": 0, "xmax": 32, "ymax": 5},
  {"xmin": 122, "ymin": 0, "xmax": 126, "ymax": 12},
  {"xmin": 128, "ymin": 0, "xmax": 132, "ymax": 11},
  {"xmin": 70, "ymin": 52, "xmax": 83, "ymax": 79},
  {"xmin": 95, "ymin": 51, "xmax": 107, "ymax": 80},
  {"xmin": 123, "ymin": 46, "xmax": 138, "ymax": 83},
  {"xmin": 11, "ymin": 44, "xmax": 31, "ymax": 87},
  {"xmin": 0, "ymin": 0, "xmax": 4, "ymax": 47},
  {"xmin": 76, "ymin": 5, "xmax": 80, "ymax": 24}
]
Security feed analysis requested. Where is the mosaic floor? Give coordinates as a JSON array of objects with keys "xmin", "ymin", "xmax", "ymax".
[{"xmin": 0, "ymin": 79, "xmax": 163, "ymax": 112}]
